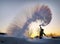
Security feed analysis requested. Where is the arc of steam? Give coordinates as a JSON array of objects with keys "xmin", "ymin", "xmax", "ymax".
[{"xmin": 7, "ymin": 5, "xmax": 52, "ymax": 38}]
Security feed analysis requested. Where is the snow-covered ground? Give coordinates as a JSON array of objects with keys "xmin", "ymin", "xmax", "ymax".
[{"xmin": 0, "ymin": 36, "xmax": 60, "ymax": 44}]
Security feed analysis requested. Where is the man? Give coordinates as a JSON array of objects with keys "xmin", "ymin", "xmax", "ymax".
[
  {"xmin": 35, "ymin": 25, "xmax": 46, "ymax": 39},
  {"xmin": 39, "ymin": 25, "xmax": 46, "ymax": 39}
]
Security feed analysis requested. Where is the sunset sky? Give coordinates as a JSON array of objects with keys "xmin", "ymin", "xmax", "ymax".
[{"xmin": 0, "ymin": 0, "xmax": 60, "ymax": 36}]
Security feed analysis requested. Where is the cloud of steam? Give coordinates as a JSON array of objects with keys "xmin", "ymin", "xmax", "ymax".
[
  {"xmin": 7, "ymin": 5, "xmax": 52, "ymax": 38},
  {"xmin": 32, "ymin": 5, "xmax": 52, "ymax": 26}
]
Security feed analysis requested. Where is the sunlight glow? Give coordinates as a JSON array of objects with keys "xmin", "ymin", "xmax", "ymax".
[{"xmin": 26, "ymin": 20, "xmax": 42, "ymax": 38}]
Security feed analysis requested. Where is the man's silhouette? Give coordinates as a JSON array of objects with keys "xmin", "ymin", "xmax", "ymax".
[
  {"xmin": 39, "ymin": 25, "xmax": 46, "ymax": 39},
  {"xmin": 35, "ymin": 25, "xmax": 46, "ymax": 39}
]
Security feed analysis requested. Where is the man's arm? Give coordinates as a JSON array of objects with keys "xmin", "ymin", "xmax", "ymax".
[{"xmin": 43, "ymin": 32, "xmax": 46, "ymax": 36}]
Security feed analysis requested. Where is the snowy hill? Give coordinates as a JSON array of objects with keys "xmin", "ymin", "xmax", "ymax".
[{"xmin": 0, "ymin": 36, "xmax": 60, "ymax": 44}]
